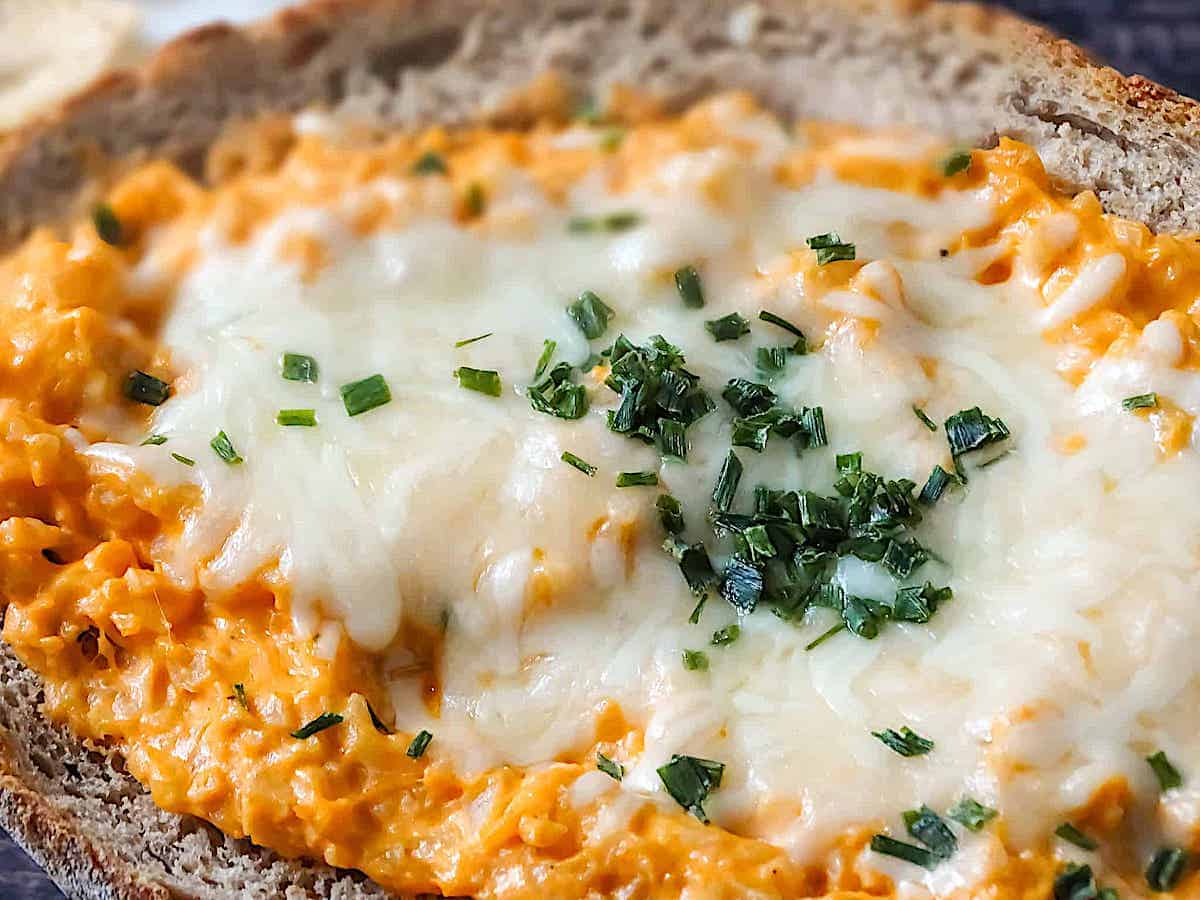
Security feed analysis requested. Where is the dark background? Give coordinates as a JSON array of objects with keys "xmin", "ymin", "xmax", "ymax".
[{"xmin": 1, "ymin": 1, "xmax": 1196, "ymax": 897}]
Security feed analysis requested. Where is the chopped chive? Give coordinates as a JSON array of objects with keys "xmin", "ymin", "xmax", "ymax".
[
  {"xmin": 231, "ymin": 683, "xmax": 248, "ymax": 710},
  {"xmin": 807, "ymin": 232, "xmax": 856, "ymax": 265},
  {"xmin": 903, "ymin": 806, "xmax": 957, "ymax": 860},
  {"xmin": 412, "ymin": 151, "xmax": 448, "ymax": 175},
  {"xmin": 1123, "ymin": 392, "xmax": 1159, "ymax": 411},
  {"xmin": 340, "ymin": 374, "xmax": 392, "ymax": 416},
  {"xmin": 290, "ymin": 712, "xmax": 343, "ymax": 739},
  {"xmin": 918, "ymin": 465, "xmax": 955, "ymax": 505},
  {"xmin": 945, "ymin": 407, "xmax": 1010, "ymax": 458},
  {"xmin": 656, "ymin": 754, "xmax": 724, "ymax": 823},
  {"xmin": 757, "ymin": 310, "xmax": 807, "ymax": 353},
  {"xmin": 731, "ymin": 417, "xmax": 771, "ymax": 452},
  {"xmin": 406, "ymin": 729, "xmax": 433, "ymax": 759},
  {"xmin": 568, "ymin": 291, "xmax": 615, "ymax": 340},
  {"xmin": 941, "ymin": 149, "xmax": 973, "ymax": 177},
  {"xmin": 657, "ymin": 417, "xmax": 688, "ymax": 461},
  {"xmin": 140, "ymin": 434, "xmax": 167, "ymax": 446},
  {"xmin": 798, "ymin": 406, "xmax": 828, "ymax": 448},
  {"xmin": 280, "ymin": 352, "xmax": 319, "ymax": 383},
  {"xmin": 455, "ymin": 332, "xmax": 493, "ymax": 348},
  {"xmin": 913, "ymin": 406, "xmax": 938, "ymax": 431},
  {"xmin": 721, "ymin": 557, "xmax": 763, "ymax": 614},
  {"xmin": 870, "ymin": 834, "xmax": 936, "ymax": 869},
  {"xmin": 170, "ymin": 452, "xmax": 195, "ymax": 467},
  {"xmin": 682, "ymin": 649, "xmax": 709, "ymax": 671},
  {"xmin": 804, "ymin": 623, "xmax": 845, "ymax": 651},
  {"xmin": 656, "ymin": 494, "xmax": 685, "ymax": 534},
  {"xmin": 464, "ymin": 182, "xmax": 486, "ymax": 217},
  {"xmin": 1055, "ymin": 864, "xmax": 1097, "ymax": 900},
  {"xmin": 711, "ymin": 624, "xmax": 740, "ymax": 646},
  {"xmin": 366, "ymin": 701, "xmax": 393, "ymax": 735},
  {"xmin": 722, "ymin": 379, "xmax": 776, "ymax": 416},
  {"xmin": 711, "ymin": 450, "xmax": 743, "ymax": 512},
  {"xmin": 1146, "ymin": 848, "xmax": 1189, "ymax": 892},
  {"xmin": 597, "ymin": 752, "xmax": 624, "ymax": 780},
  {"xmin": 872, "ymin": 726, "xmax": 934, "ymax": 757},
  {"xmin": 704, "ymin": 312, "xmax": 751, "ymax": 342},
  {"xmin": 276, "ymin": 408, "xmax": 317, "ymax": 427},
  {"xmin": 1055, "ymin": 823, "xmax": 1098, "ymax": 851},
  {"xmin": 616, "ymin": 471, "xmax": 658, "ymax": 487},
  {"xmin": 664, "ymin": 536, "xmax": 718, "ymax": 599},
  {"xmin": 124, "ymin": 370, "xmax": 171, "ymax": 406},
  {"xmin": 1147, "ymin": 751, "xmax": 1184, "ymax": 791},
  {"xmin": 568, "ymin": 211, "xmax": 642, "ymax": 234},
  {"xmin": 533, "ymin": 340, "xmax": 557, "ymax": 379},
  {"xmin": 92, "ymin": 203, "xmax": 124, "ymax": 246},
  {"xmin": 756, "ymin": 346, "xmax": 790, "ymax": 375},
  {"xmin": 454, "ymin": 366, "xmax": 503, "ymax": 397},
  {"xmin": 561, "ymin": 451, "xmax": 597, "ymax": 476},
  {"xmin": 674, "ymin": 265, "xmax": 705, "ymax": 308},
  {"xmin": 210, "ymin": 431, "xmax": 243, "ymax": 465},
  {"xmin": 688, "ymin": 596, "xmax": 706, "ymax": 624},
  {"xmin": 947, "ymin": 797, "xmax": 997, "ymax": 832}
]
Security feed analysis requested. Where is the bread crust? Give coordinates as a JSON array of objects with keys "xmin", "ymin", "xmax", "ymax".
[{"xmin": 2, "ymin": 2, "xmax": 1199, "ymax": 898}]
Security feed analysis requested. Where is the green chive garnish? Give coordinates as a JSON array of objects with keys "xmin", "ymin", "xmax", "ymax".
[
  {"xmin": 533, "ymin": 340, "xmax": 557, "ymax": 379},
  {"xmin": 947, "ymin": 797, "xmax": 996, "ymax": 832},
  {"xmin": 711, "ymin": 450, "xmax": 743, "ymax": 512},
  {"xmin": 682, "ymin": 649, "xmax": 709, "ymax": 671},
  {"xmin": 1146, "ymin": 848, "xmax": 1189, "ymax": 892},
  {"xmin": 872, "ymin": 726, "xmax": 934, "ymax": 757},
  {"xmin": 567, "ymin": 211, "xmax": 641, "ymax": 234},
  {"xmin": 656, "ymin": 754, "xmax": 724, "ymax": 823},
  {"xmin": 291, "ymin": 712, "xmax": 343, "ymax": 739},
  {"xmin": 870, "ymin": 834, "xmax": 936, "ymax": 869},
  {"xmin": 561, "ymin": 451, "xmax": 596, "ymax": 476},
  {"xmin": 140, "ymin": 434, "xmax": 168, "ymax": 446},
  {"xmin": 210, "ymin": 431, "xmax": 243, "ymax": 465},
  {"xmin": 455, "ymin": 332, "xmax": 493, "ymax": 348},
  {"xmin": 904, "ymin": 806, "xmax": 957, "ymax": 860},
  {"xmin": 124, "ymin": 371, "xmax": 170, "ymax": 406},
  {"xmin": 711, "ymin": 624, "xmax": 740, "ymax": 646},
  {"xmin": 918, "ymin": 465, "xmax": 955, "ymax": 505},
  {"xmin": 340, "ymin": 374, "xmax": 392, "ymax": 416},
  {"xmin": 597, "ymin": 752, "xmax": 623, "ymax": 781},
  {"xmin": 170, "ymin": 452, "xmax": 195, "ymax": 467},
  {"xmin": 941, "ymin": 149, "xmax": 972, "ymax": 177},
  {"xmin": 92, "ymin": 203, "xmax": 124, "ymax": 246},
  {"xmin": 616, "ymin": 471, "xmax": 658, "ymax": 487},
  {"xmin": 366, "ymin": 701, "xmax": 393, "ymax": 735},
  {"xmin": 804, "ymin": 623, "xmax": 845, "ymax": 651},
  {"xmin": 1055, "ymin": 822, "xmax": 1098, "ymax": 851},
  {"xmin": 568, "ymin": 291, "xmax": 614, "ymax": 340},
  {"xmin": 913, "ymin": 406, "xmax": 938, "ymax": 431},
  {"xmin": 807, "ymin": 232, "xmax": 856, "ymax": 265},
  {"xmin": 757, "ymin": 310, "xmax": 807, "ymax": 353},
  {"xmin": 281, "ymin": 352, "xmax": 319, "ymax": 383},
  {"xmin": 406, "ymin": 729, "xmax": 433, "ymax": 759},
  {"xmin": 454, "ymin": 367, "xmax": 502, "ymax": 397},
  {"xmin": 1147, "ymin": 751, "xmax": 1184, "ymax": 791},
  {"xmin": 412, "ymin": 151, "xmax": 448, "ymax": 175},
  {"xmin": 1123, "ymin": 393, "xmax": 1159, "ymax": 411},
  {"xmin": 674, "ymin": 265, "xmax": 705, "ymax": 308},
  {"xmin": 704, "ymin": 312, "xmax": 751, "ymax": 342},
  {"xmin": 276, "ymin": 409, "xmax": 317, "ymax": 427},
  {"xmin": 656, "ymin": 494, "xmax": 685, "ymax": 534}
]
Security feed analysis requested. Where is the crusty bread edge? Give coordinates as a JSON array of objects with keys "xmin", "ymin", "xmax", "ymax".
[{"xmin": 2, "ymin": 1, "xmax": 1200, "ymax": 898}]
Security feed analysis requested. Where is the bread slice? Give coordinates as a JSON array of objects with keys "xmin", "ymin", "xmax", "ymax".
[{"xmin": 1, "ymin": 1, "xmax": 1198, "ymax": 896}]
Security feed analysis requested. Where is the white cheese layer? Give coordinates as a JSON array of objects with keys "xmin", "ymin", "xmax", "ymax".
[{"xmin": 89, "ymin": 114, "xmax": 1200, "ymax": 888}]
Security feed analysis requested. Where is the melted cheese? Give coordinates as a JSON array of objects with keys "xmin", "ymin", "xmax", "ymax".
[{"xmin": 4, "ymin": 91, "xmax": 1200, "ymax": 898}]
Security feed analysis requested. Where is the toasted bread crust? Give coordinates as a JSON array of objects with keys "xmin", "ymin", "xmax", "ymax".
[{"xmin": 2, "ymin": 2, "xmax": 1200, "ymax": 898}]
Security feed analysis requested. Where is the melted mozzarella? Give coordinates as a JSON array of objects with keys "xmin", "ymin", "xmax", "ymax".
[{"xmin": 88, "ymin": 116, "xmax": 1200, "ymax": 889}]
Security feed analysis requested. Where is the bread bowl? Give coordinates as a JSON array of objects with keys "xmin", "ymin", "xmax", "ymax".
[{"xmin": 3, "ymin": 1, "xmax": 1200, "ymax": 897}]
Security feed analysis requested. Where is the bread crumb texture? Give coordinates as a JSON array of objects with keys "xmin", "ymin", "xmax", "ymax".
[{"xmin": 2, "ymin": 90, "xmax": 1199, "ymax": 898}]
